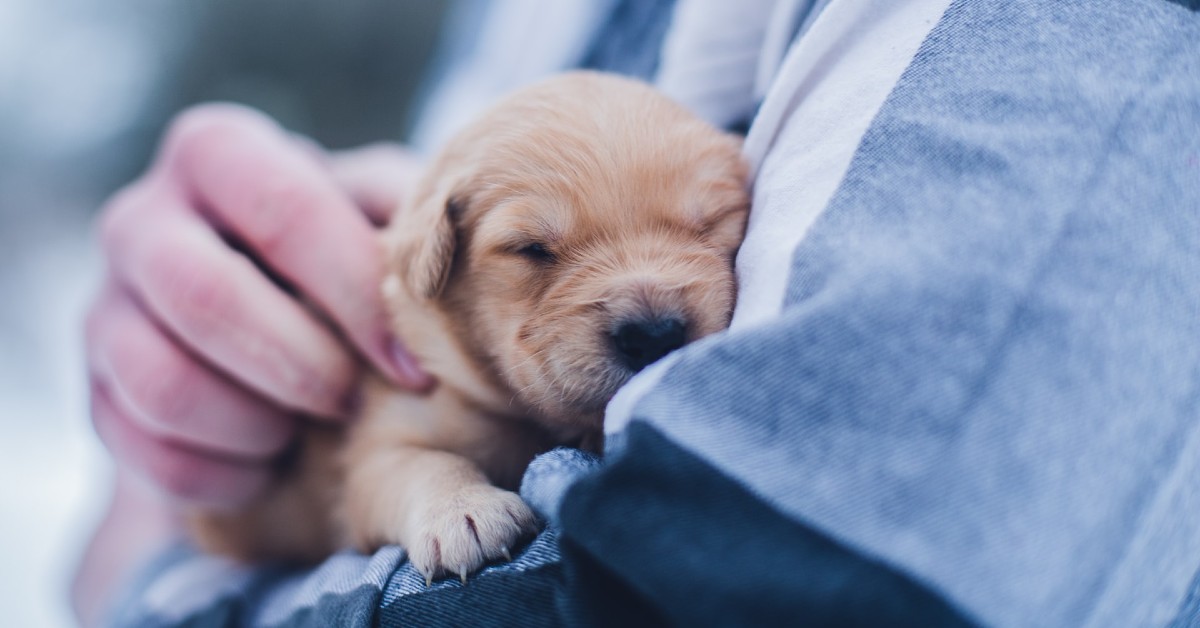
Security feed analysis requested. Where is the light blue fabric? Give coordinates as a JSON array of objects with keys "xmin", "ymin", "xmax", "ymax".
[
  {"xmin": 114, "ymin": 532, "xmax": 567, "ymax": 626},
  {"xmin": 614, "ymin": 0, "xmax": 1200, "ymax": 625},
  {"xmin": 520, "ymin": 447, "xmax": 603, "ymax": 527}
]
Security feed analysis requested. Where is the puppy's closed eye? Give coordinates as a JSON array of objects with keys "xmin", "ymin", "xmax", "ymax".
[{"xmin": 515, "ymin": 242, "xmax": 555, "ymax": 264}]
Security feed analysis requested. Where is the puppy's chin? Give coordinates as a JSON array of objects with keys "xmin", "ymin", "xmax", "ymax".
[{"xmin": 504, "ymin": 354, "xmax": 631, "ymax": 430}]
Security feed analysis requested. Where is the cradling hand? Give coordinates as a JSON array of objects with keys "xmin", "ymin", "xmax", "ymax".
[{"xmin": 85, "ymin": 104, "xmax": 432, "ymax": 509}]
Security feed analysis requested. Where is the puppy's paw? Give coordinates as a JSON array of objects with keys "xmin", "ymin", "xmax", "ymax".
[{"xmin": 408, "ymin": 485, "xmax": 538, "ymax": 584}]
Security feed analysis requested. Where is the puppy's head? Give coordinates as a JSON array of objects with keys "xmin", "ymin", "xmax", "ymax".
[{"xmin": 387, "ymin": 72, "xmax": 748, "ymax": 428}]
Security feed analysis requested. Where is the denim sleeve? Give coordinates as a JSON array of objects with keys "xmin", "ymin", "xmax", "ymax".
[{"xmin": 557, "ymin": 1, "xmax": 1200, "ymax": 626}]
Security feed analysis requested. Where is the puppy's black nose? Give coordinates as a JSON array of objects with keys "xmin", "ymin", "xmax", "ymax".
[{"xmin": 611, "ymin": 317, "xmax": 687, "ymax": 372}]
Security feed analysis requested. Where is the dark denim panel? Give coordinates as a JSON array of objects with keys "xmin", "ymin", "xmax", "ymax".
[
  {"xmin": 267, "ymin": 585, "xmax": 380, "ymax": 628},
  {"xmin": 370, "ymin": 527, "xmax": 563, "ymax": 627},
  {"xmin": 557, "ymin": 421, "xmax": 977, "ymax": 627},
  {"xmin": 129, "ymin": 572, "xmax": 381, "ymax": 628},
  {"xmin": 555, "ymin": 539, "xmax": 667, "ymax": 628},
  {"xmin": 378, "ymin": 565, "xmax": 564, "ymax": 628},
  {"xmin": 175, "ymin": 601, "xmax": 241, "ymax": 628}
]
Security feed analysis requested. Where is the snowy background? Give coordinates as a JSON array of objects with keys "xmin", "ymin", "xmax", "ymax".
[{"xmin": 0, "ymin": 2, "xmax": 447, "ymax": 624}]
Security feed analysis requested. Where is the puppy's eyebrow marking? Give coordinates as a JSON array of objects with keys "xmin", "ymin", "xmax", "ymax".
[{"xmin": 478, "ymin": 200, "xmax": 571, "ymax": 248}]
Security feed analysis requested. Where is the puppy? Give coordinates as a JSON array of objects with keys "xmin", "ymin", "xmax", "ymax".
[{"xmin": 190, "ymin": 71, "xmax": 750, "ymax": 583}]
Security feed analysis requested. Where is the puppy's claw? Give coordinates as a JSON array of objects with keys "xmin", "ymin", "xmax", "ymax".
[
  {"xmin": 424, "ymin": 574, "xmax": 433, "ymax": 587},
  {"xmin": 458, "ymin": 566, "xmax": 468, "ymax": 585},
  {"xmin": 501, "ymin": 547, "xmax": 512, "ymax": 562}
]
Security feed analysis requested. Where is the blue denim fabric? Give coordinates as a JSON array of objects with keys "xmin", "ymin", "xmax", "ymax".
[
  {"xmin": 520, "ymin": 448, "xmax": 603, "ymax": 527},
  {"xmin": 112, "ymin": 533, "xmax": 565, "ymax": 627},
  {"xmin": 616, "ymin": 1, "xmax": 1200, "ymax": 625},
  {"xmin": 110, "ymin": 547, "xmax": 405, "ymax": 627}
]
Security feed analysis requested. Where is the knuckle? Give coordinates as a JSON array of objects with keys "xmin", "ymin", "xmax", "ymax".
[
  {"xmin": 166, "ymin": 103, "xmax": 273, "ymax": 167},
  {"xmin": 97, "ymin": 310, "xmax": 195, "ymax": 429},
  {"xmin": 248, "ymin": 177, "xmax": 315, "ymax": 256},
  {"xmin": 122, "ymin": 352, "xmax": 194, "ymax": 431},
  {"xmin": 148, "ymin": 250, "xmax": 237, "ymax": 334},
  {"xmin": 168, "ymin": 104, "xmax": 270, "ymax": 146}
]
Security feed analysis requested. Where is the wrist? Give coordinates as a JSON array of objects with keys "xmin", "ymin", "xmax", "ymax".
[{"xmin": 70, "ymin": 471, "xmax": 183, "ymax": 627}]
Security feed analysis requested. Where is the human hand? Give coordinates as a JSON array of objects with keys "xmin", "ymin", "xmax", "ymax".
[{"xmin": 85, "ymin": 104, "xmax": 432, "ymax": 509}]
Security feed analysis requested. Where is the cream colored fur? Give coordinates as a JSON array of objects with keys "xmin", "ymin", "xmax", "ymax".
[{"xmin": 189, "ymin": 72, "xmax": 750, "ymax": 583}]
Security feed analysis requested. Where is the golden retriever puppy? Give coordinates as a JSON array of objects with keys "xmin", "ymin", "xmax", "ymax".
[{"xmin": 190, "ymin": 71, "xmax": 750, "ymax": 583}]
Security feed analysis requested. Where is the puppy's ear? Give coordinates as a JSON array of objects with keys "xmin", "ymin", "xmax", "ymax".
[{"xmin": 384, "ymin": 179, "xmax": 461, "ymax": 300}]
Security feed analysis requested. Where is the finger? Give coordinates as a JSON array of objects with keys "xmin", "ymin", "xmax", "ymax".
[
  {"xmin": 87, "ymin": 281, "xmax": 296, "ymax": 458},
  {"xmin": 90, "ymin": 382, "xmax": 272, "ymax": 509},
  {"xmin": 164, "ymin": 105, "xmax": 432, "ymax": 390},
  {"xmin": 327, "ymin": 143, "xmax": 425, "ymax": 225},
  {"xmin": 100, "ymin": 182, "xmax": 360, "ymax": 419}
]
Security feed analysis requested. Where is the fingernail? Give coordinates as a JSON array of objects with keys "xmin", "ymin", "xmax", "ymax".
[{"xmin": 388, "ymin": 337, "xmax": 433, "ymax": 390}]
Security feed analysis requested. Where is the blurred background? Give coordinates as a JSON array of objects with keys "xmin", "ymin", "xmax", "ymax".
[{"xmin": 0, "ymin": 1, "xmax": 451, "ymax": 624}]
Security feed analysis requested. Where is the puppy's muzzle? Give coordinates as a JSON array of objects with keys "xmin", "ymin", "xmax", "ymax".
[{"xmin": 610, "ymin": 316, "xmax": 687, "ymax": 372}]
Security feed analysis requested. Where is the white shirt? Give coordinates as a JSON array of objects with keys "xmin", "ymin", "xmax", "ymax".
[{"xmin": 609, "ymin": 0, "xmax": 953, "ymax": 431}]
